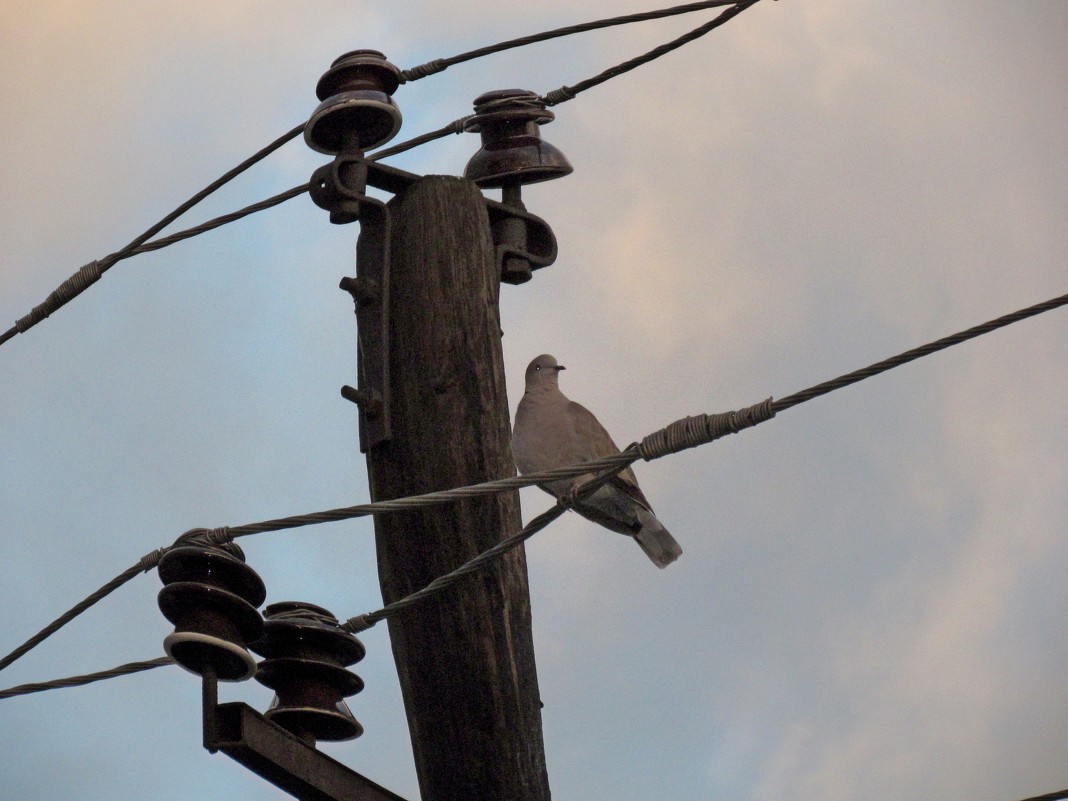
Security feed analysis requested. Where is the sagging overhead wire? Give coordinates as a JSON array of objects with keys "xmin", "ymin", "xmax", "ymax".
[
  {"xmin": 0, "ymin": 551, "xmax": 163, "ymax": 674},
  {"xmin": 0, "ymin": 463, "xmax": 630, "ymax": 701},
  {"xmin": 539, "ymin": 0, "xmax": 761, "ymax": 106},
  {"xmin": 0, "ymin": 131, "xmax": 440, "ymax": 350},
  {"xmin": 340, "ymin": 460, "xmax": 635, "ymax": 633},
  {"xmin": 0, "ymin": 119, "xmax": 469, "ymax": 351},
  {"xmin": 3, "ymin": 288, "xmax": 1067, "ymax": 690},
  {"xmin": 398, "ymin": 0, "xmax": 745, "ymax": 82},
  {"xmin": 2, "ymin": 2, "xmax": 764, "ymax": 350},
  {"xmin": 0, "ymin": 650, "xmax": 1063, "ymax": 801},
  {"xmin": 0, "ymin": 657, "xmax": 174, "ymax": 701},
  {"xmin": 0, "ymin": 123, "xmax": 305, "ymax": 348}
]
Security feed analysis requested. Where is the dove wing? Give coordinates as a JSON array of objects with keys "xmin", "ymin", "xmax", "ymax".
[{"xmin": 566, "ymin": 400, "xmax": 653, "ymax": 511}]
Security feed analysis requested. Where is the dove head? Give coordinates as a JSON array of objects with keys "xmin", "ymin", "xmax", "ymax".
[{"xmin": 524, "ymin": 354, "xmax": 566, "ymax": 393}]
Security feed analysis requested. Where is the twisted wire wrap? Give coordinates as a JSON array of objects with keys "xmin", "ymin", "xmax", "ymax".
[
  {"xmin": 16, "ymin": 260, "xmax": 103, "ymax": 332},
  {"xmin": 138, "ymin": 548, "xmax": 165, "ymax": 573},
  {"xmin": 171, "ymin": 526, "xmax": 240, "ymax": 559},
  {"xmin": 343, "ymin": 614, "xmax": 376, "ymax": 633},
  {"xmin": 176, "ymin": 526, "xmax": 232, "ymax": 545},
  {"xmin": 398, "ymin": 59, "xmax": 447, "ymax": 83},
  {"xmin": 638, "ymin": 398, "xmax": 775, "ymax": 460},
  {"xmin": 205, "ymin": 526, "xmax": 234, "ymax": 546},
  {"xmin": 445, "ymin": 117, "xmax": 470, "ymax": 134},
  {"xmin": 463, "ymin": 93, "xmax": 553, "ymax": 131},
  {"xmin": 397, "ymin": 1, "xmax": 743, "ymax": 85},
  {"xmin": 476, "ymin": 93, "xmax": 549, "ymax": 115},
  {"xmin": 541, "ymin": 86, "xmax": 578, "ymax": 106},
  {"xmin": 541, "ymin": 1, "xmax": 758, "ymax": 107}
]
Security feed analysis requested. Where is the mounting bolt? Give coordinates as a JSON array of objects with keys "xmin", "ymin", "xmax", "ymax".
[
  {"xmin": 341, "ymin": 385, "xmax": 383, "ymax": 418},
  {"xmin": 339, "ymin": 275, "xmax": 378, "ymax": 306}
]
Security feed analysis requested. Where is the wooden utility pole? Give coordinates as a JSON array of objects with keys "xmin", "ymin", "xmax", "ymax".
[{"xmin": 364, "ymin": 175, "xmax": 550, "ymax": 801}]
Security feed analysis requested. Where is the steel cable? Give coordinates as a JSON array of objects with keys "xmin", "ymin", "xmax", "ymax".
[
  {"xmin": 0, "ymin": 550, "xmax": 163, "ymax": 674},
  {"xmin": 540, "ymin": 0, "xmax": 761, "ymax": 106},
  {"xmin": 399, "ymin": 0, "xmax": 743, "ymax": 81},
  {"xmin": 342, "ymin": 460, "xmax": 630, "ymax": 633},
  {"xmin": 3, "ymin": 288, "xmax": 1066, "ymax": 682},
  {"xmin": 0, "ymin": 124, "xmax": 306, "ymax": 347},
  {"xmin": 0, "ymin": 657, "xmax": 174, "ymax": 700},
  {"xmin": 1, "ymin": 3, "xmax": 765, "ymax": 349}
]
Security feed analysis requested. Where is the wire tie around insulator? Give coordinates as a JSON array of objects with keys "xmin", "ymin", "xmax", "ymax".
[
  {"xmin": 204, "ymin": 526, "xmax": 233, "ymax": 546},
  {"xmin": 637, "ymin": 398, "xmax": 776, "ymax": 461},
  {"xmin": 170, "ymin": 526, "xmax": 239, "ymax": 558},
  {"xmin": 138, "ymin": 548, "xmax": 165, "ymax": 573},
  {"xmin": 475, "ymin": 94, "xmax": 548, "ymax": 115},
  {"xmin": 541, "ymin": 85, "xmax": 578, "ymax": 106},
  {"xmin": 267, "ymin": 606, "xmax": 338, "ymax": 625},
  {"xmin": 15, "ymin": 260, "xmax": 103, "ymax": 332}
]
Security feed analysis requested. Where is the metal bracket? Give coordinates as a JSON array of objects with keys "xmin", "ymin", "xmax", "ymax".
[
  {"xmin": 312, "ymin": 155, "xmax": 396, "ymax": 452},
  {"xmin": 311, "ymin": 154, "xmax": 558, "ymax": 446},
  {"xmin": 314, "ymin": 152, "xmax": 558, "ymax": 284},
  {"xmin": 483, "ymin": 196, "xmax": 558, "ymax": 285},
  {"xmin": 310, "ymin": 157, "xmax": 369, "ymax": 224},
  {"xmin": 201, "ymin": 670, "xmax": 408, "ymax": 801},
  {"xmin": 344, "ymin": 196, "xmax": 391, "ymax": 453}
]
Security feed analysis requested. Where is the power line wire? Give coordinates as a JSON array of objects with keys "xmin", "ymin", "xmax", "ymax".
[
  {"xmin": 0, "ymin": 550, "xmax": 163, "ymax": 674},
  {"xmin": 0, "ymin": 124, "xmax": 306, "ymax": 347},
  {"xmin": 1, "ymin": 3, "xmax": 764, "ymax": 349},
  {"xmin": 0, "ymin": 118, "xmax": 490, "ymax": 351},
  {"xmin": 0, "ymin": 649, "xmax": 1063, "ymax": 801},
  {"xmin": 0, "ymin": 473, "xmax": 621, "ymax": 700},
  {"xmin": 342, "ymin": 460, "xmax": 630, "ymax": 633},
  {"xmin": 0, "ymin": 657, "xmax": 174, "ymax": 700},
  {"xmin": 112, "ymin": 125, "xmax": 307, "ymax": 260},
  {"xmin": 128, "ymin": 184, "xmax": 310, "ymax": 257},
  {"xmin": 3, "ymin": 288, "xmax": 1065, "ymax": 680},
  {"xmin": 370, "ymin": 118, "xmax": 470, "ymax": 160},
  {"xmin": 772, "ymin": 291, "xmax": 1068, "ymax": 414},
  {"xmin": 0, "ymin": 463, "xmax": 632, "ymax": 699},
  {"xmin": 540, "ymin": 0, "xmax": 760, "ymax": 106},
  {"xmin": 399, "ymin": 0, "xmax": 743, "ymax": 82}
]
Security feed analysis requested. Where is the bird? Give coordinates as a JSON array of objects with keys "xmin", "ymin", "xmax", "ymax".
[{"xmin": 512, "ymin": 354, "xmax": 683, "ymax": 568}]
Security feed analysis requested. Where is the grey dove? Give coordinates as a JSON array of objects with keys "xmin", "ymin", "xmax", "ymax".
[{"xmin": 512, "ymin": 354, "xmax": 683, "ymax": 568}]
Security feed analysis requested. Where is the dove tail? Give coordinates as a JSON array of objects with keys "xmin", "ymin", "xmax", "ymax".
[{"xmin": 634, "ymin": 508, "xmax": 683, "ymax": 569}]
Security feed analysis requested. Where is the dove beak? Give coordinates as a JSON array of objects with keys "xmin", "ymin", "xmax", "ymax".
[{"xmin": 555, "ymin": 365, "xmax": 566, "ymax": 371}]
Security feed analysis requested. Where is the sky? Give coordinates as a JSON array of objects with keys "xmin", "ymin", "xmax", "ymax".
[{"xmin": 2, "ymin": 2, "xmax": 1068, "ymax": 800}]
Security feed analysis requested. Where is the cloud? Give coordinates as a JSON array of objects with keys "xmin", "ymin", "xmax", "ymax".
[{"xmin": 4, "ymin": 4, "xmax": 1068, "ymax": 801}]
